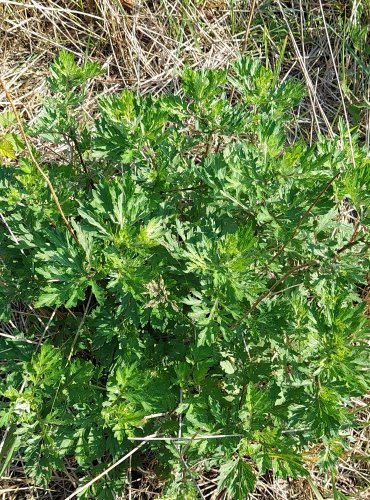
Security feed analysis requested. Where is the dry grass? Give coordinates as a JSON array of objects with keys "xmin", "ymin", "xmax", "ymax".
[
  {"xmin": 0, "ymin": 0, "xmax": 369, "ymax": 498},
  {"xmin": 1, "ymin": 1, "xmax": 369, "ymax": 134}
]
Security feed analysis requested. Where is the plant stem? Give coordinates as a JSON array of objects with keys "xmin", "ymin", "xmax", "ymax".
[
  {"xmin": 231, "ymin": 260, "xmax": 320, "ymax": 329},
  {"xmin": 0, "ymin": 79, "xmax": 79, "ymax": 245}
]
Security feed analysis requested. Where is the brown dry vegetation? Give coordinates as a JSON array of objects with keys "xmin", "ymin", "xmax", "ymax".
[{"xmin": 0, "ymin": 0, "xmax": 369, "ymax": 498}]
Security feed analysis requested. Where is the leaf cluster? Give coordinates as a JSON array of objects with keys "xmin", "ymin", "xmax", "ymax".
[{"xmin": 0, "ymin": 50, "xmax": 369, "ymax": 498}]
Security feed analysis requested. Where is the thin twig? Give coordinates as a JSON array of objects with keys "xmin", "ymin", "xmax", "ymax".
[
  {"xmin": 334, "ymin": 236, "xmax": 368, "ymax": 259},
  {"xmin": 128, "ymin": 433, "xmax": 243, "ymax": 442},
  {"xmin": 231, "ymin": 260, "xmax": 319, "ymax": 329},
  {"xmin": 0, "ymin": 79, "xmax": 78, "ymax": 244},
  {"xmin": 67, "ymin": 291, "xmax": 93, "ymax": 362},
  {"xmin": 233, "ymin": 228, "xmax": 368, "ymax": 330},
  {"xmin": 174, "ymin": 443, "xmax": 207, "ymax": 500},
  {"xmin": 70, "ymin": 135, "xmax": 89, "ymax": 176},
  {"xmin": 269, "ymin": 283, "xmax": 301, "ymax": 298},
  {"xmin": 64, "ymin": 438, "xmax": 153, "ymax": 500},
  {"xmin": 161, "ymin": 183, "xmax": 207, "ymax": 194},
  {"xmin": 268, "ymin": 171, "xmax": 341, "ymax": 266},
  {"xmin": 241, "ymin": 0, "xmax": 258, "ymax": 54}
]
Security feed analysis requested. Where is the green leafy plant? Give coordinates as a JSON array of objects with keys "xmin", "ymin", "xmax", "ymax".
[{"xmin": 0, "ymin": 50, "xmax": 369, "ymax": 499}]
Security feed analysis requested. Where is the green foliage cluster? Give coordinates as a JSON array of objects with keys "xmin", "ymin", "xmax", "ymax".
[{"xmin": 0, "ymin": 51, "xmax": 369, "ymax": 498}]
